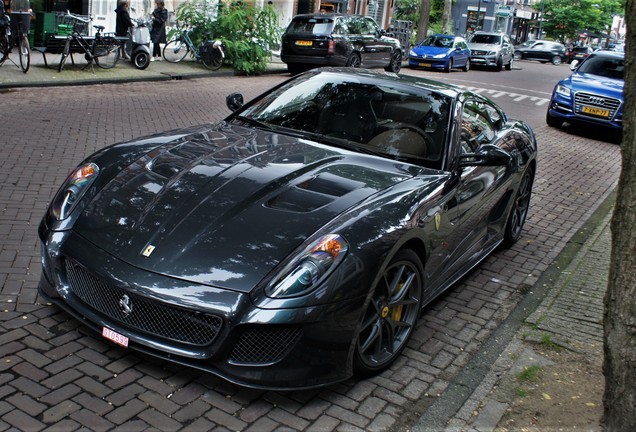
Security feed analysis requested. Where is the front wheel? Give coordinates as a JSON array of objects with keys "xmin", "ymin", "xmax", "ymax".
[
  {"xmin": 353, "ymin": 249, "xmax": 423, "ymax": 376},
  {"xmin": 346, "ymin": 53, "xmax": 361, "ymax": 68},
  {"xmin": 462, "ymin": 58, "xmax": 470, "ymax": 72},
  {"xmin": 551, "ymin": 55, "xmax": 562, "ymax": 65},
  {"xmin": 201, "ymin": 45, "xmax": 223, "ymax": 71},
  {"xmin": 384, "ymin": 49, "xmax": 402, "ymax": 73},
  {"xmin": 133, "ymin": 51, "xmax": 150, "ymax": 70},
  {"xmin": 546, "ymin": 110, "xmax": 563, "ymax": 128},
  {"xmin": 444, "ymin": 58, "xmax": 453, "ymax": 73},
  {"xmin": 502, "ymin": 167, "xmax": 534, "ymax": 247},
  {"xmin": 58, "ymin": 38, "xmax": 71, "ymax": 72},
  {"xmin": 18, "ymin": 35, "xmax": 30, "ymax": 73},
  {"xmin": 505, "ymin": 56, "xmax": 513, "ymax": 71},
  {"xmin": 163, "ymin": 39, "xmax": 189, "ymax": 63},
  {"xmin": 94, "ymin": 37, "xmax": 120, "ymax": 69}
]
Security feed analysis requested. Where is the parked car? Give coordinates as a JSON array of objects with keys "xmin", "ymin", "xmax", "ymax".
[
  {"xmin": 408, "ymin": 34, "xmax": 471, "ymax": 72},
  {"xmin": 280, "ymin": 13, "xmax": 402, "ymax": 75},
  {"xmin": 514, "ymin": 40, "xmax": 566, "ymax": 64},
  {"xmin": 466, "ymin": 31, "xmax": 514, "ymax": 71},
  {"xmin": 38, "ymin": 67, "xmax": 537, "ymax": 390},
  {"xmin": 547, "ymin": 50, "xmax": 624, "ymax": 131},
  {"xmin": 566, "ymin": 46, "xmax": 594, "ymax": 64}
]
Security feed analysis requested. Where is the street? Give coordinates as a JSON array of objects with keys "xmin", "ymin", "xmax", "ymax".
[{"xmin": 0, "ymin": 65, "xmax": 621, "ymax": 431}]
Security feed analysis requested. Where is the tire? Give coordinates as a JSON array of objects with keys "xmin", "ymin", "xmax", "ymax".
[
  {"xmin": 287, "ymin": 63, "xmax": 305, "ymax": 75},
  {"xmin": 551, "ymin": 55, "xmax": 562, "ymax": 65},
  {"xmin": 462, "ymin": 58, "xmax": 470, "ymax": 72},
  {"xmin": 58, "ymin": 38, "xmax": 71, "ymax": 72},
  {"xmin": 163, "ymin": 39, "xmax": 189, "ymax": 63},
  {"xmin": 18, "ymin": 35, "xmax": 30, "ymax": 73},
  {"xmin": 133, "ymin": 51, "xmax": 150, "ymax": 70},
  {"xmin": 505, "ymin": 56, "xmax": 513, "ymax": 71},
  {"xmin": 384, "ymin": 49, "xmax": 402, "ymax": 73},
  {"xmin": 513, "ymin": 51, "xmax": 522, "ymax": 61},
  {"xmin": 444, "ymin": 58, "xmax": 452, "ymax": 73},
  {"xmin": 495, "ymin": 56, "xmax": 503, "ymax": 71},
  {"xmin": 346, "ymin": 53, "xmax": 361, "ymax": 68},
  {"xmin": 546, "ymin": 110, "xmax": 563, "ymax": 128},
  {"xmin": 502, "ymin": 166, "xmax": 534, "ymax": 247},
  {"xmin": 201, "ymin": 45, "xmax": 223, "ymax": 71},
  {"xmin": 353, "ymin": 249, "xmax": 423, "ymax": 377},
  {"xmin": 94, "ymin": 37, "xmax": 120, "ymax": 69}
]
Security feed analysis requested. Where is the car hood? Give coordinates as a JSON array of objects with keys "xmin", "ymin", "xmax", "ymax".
[
  {"xmin": 74, "ymin": 123, "xmax": 420, "ymax": 292},
  {"xmin": 467, "ymin": 43, "xmax": 499, "ymax": 51},
  {"xmin": 411, "ymin": 45, "xmax": 451, "ymax": 56},
  {"xmin": 567, "ymin": 73, "xmax": 624, "ymax": 97}
]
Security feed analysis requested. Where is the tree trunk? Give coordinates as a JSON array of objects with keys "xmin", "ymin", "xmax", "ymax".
[
  {"xmin": 441, "ymin": 0, "xmax": 451, "ymax": 34},
  {"xmin": 415, "ymin": 0, "xmax": 431, "ymax": 43},
  {"xmin": 602, "ymin": 0, "xmax": 636, "ymax": 429}
]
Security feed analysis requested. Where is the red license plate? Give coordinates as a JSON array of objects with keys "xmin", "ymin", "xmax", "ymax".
[{"xmin": 102, "ymin": 327, "xmax": 129, "ymax": 348}]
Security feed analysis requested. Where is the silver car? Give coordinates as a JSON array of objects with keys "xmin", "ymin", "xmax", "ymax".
[{"xmin": 467, "ymin": 31, "xmax": 514, "ymax": 71}]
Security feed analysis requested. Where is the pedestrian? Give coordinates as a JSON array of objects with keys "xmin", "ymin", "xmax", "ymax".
[
  {"xmin": 114, "ymin": 0, "xmax": 133, "ymax": 60},
  {"xmin": 150, "ymin": 0, "xmax": 167, "ymax": 61}
]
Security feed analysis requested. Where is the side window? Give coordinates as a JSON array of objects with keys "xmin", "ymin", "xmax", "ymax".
[
  {"xmin": 362, "ymin": 18, "xmax": 378, "ymax": 36},
  {"xmin": 532, "ymin": 42, "xmax": 544, "ymax": 49},
  {"xmin": 460, "ymin": 100, "xmax": 496, "ymax": 152}
]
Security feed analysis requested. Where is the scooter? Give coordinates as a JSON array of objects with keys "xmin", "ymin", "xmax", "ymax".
[{"xmin": 125, "ymin": 16, "xmax": 151, "ymax": 70}]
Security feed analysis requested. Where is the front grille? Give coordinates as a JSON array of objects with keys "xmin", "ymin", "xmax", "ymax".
[
  {"xmin": 65, "ymin": 259, "xmax": 223, "ymax": 346},
  {"xmin": 574, "ymin": 92, "xmax": 621, "ymax": 119},
  {"xmin": 230, "ymin": 326, "xmax": 302, "ymax": 364},
  {"xmin": 471, "ymin": 50, "xmax": 488, "ymax": 56}
]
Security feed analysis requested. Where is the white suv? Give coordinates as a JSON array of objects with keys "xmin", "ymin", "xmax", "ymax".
[{"xmin": 467, "ymin": 32, "xmax": 514, "ymax": 71}]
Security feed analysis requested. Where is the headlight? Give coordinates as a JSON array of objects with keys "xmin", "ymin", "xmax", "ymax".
[
  {"xmin": 488, "ymin": 50, "xmax": 497, "ymax": 56},
  {"xmin": 555, "ymin": 84, "xmax": 572, "ymax": 98},
  {"xmin": 434, "ymin": 53, "xmax": 447, "ymax": 59},
  {"xmin": 51, "ymin": 163, "xmax": 100, "ymax": 220},
  {"xmin": 266, "ymin": 234, "xmax": 349, "ymax": 298},
  {"xmin": 409, "ymin": 49, "xmax": 417, "ymax": 57}
]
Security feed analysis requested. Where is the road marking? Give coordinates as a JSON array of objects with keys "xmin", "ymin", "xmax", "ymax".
[{"xmin": 455, "ymin": 85, "xmax": 550, "ymax": 106}]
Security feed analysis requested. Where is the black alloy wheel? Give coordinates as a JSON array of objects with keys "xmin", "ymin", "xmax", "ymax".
[
  {"xmin": 502, "ymin": 167, "xmax": 534, "ymax": 247},
  {"xmin": 346, "ymin": 53, "xmax": 361, "ymax": 68},
  {"xmin": 385, "ymin": 49, "xmax": 402, "ymax": 73},
  {"xmin": 354, "ymin": 249, "xmax": 423, "ymax": 376}
]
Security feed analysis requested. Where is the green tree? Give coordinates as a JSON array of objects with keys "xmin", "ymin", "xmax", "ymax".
[{"xmin": 537, "ymin": 0, "xmax": 623, "ymax": 41}]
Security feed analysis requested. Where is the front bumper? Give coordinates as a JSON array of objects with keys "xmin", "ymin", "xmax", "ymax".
[
  {"xmin": 39, "ymin": 227, "xmax": 365, "ymax": 390},
  {"xmin": 408, "ymin": 57, "xmax": 448, "ymax": 70},
  {"xmin": 470, "ymin": 55, "xmax": 498, "ymax": 67}
]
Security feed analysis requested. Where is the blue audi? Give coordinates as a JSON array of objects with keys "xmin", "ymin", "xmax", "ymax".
[
  {"xmin": 408, "ymin": 34, "xmax": 470, "ymax": 72},
  {"xmin": 547, "ymin": 50, "xmax": 624, "ymax": 131}
]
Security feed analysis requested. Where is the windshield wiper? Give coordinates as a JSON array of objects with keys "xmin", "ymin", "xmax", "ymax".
[{"xmin": 234, "ymin": 115, "xmax": 278, "ymax": 131}]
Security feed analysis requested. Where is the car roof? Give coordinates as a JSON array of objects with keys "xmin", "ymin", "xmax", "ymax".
[
  {"xmin": 292, "ymin": 13, "xmax": 364, "ymax": 19},
  {"xmin": 588, "ymin": 50, "xmax": 624, "ymax": 59}
]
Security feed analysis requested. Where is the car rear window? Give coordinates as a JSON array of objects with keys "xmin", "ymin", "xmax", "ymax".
[{"xmin": 286, "ymin": 18, "xmax": 334, "ymax": 35}]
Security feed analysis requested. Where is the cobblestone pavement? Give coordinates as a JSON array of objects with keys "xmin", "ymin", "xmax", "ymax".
[{"xmin": 0, "ymin": 76, "xmax": 621, "ymax": 431}]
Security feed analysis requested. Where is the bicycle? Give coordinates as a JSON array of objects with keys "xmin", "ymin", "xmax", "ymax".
[
  {"xmin": 163, "ymin": 22, "xmax": 224, "ymax": 70},
  {"xmin": 58, "ymin": 11, "xmax": 120, "ymax": 72},
  {"xmin": 0, "ymin": 10, "xmax": 31, "ymax": 73}
]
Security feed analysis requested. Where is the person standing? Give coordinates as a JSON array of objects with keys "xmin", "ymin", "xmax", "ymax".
[
  {"xmin": 150, "ymin": 0, "xmax": 167, "ymax": 60},
  {"xmin": 115, "ymin": 0, "xmax": 133, "ymax": 60}
]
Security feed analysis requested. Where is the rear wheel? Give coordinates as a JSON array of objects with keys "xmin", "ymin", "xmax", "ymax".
[
  {"xmin": 384, "ymin": 49, "xmax": 402, "ymax": 73},
  {"xmin": 133, "ymin": 51, "xmax": 150, "ymax": 69},
  {"xmin": 201, "ymin": 45, "xmax": 223, "ymax": 70},
  {"xmin": 18, "ymin": 35, "xmax": 30, "ymax": 73},
  {"xmin": 513, "ymin": 51, "xmax": 522, "ymax": 61},
  {"xmin": 502, "ymin": 167, "xmax": 534, "ymax": 247},
  {"xmin": 346, "ymin": 53, "xmax": 361, "ymax": 68},
  {"xmin": 353, "ymin": 249, "xmax": 423, "ymax": 376},
  {"xmin": 163, "ymin": 39, "xmax": 189, "ymax": 63},
  {"xmin": 58, "ymin": 38, "xmax": 71, "ymax": 72},
  {"xmin": 94, "ymin": 37, "xmax": 120, "ymax": 69}
]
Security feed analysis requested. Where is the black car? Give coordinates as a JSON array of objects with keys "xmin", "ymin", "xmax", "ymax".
[
  {"xmin": 281, "ymin": 13, "xmax": 402, "ymax": 74},
  {"xmin": 39, "ymin": 68, "xmax": 537, "ymax": 390},
  {"xmin": 514, "ymin": 40, "xmax": 566, "ymax": 64},
  {"xmin": 566, "ymin": 46, "xmax": 594, "ymax": 64}
]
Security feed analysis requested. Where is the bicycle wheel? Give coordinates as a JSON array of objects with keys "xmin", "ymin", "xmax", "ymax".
[
  {"xmin": 201, "ymin": 45, "xmax": 223, "ymax": 71},
  {"xmin": 0, "ymin": 35, "xmax": 8, "ymax": 67},
  {"xmin": 18, "ymin": 34, "xmax": 30, "ymax": 73},
  {"xmin": 163, "ymin": 39, "xmax": 189, "ymax": 63},
  {"xmin": 58, "ymin": 38, "xmax": 72, "ymax": 72},
  {"xmin": 94, "ymin": 37, "xmax": 120, "ymax": 69}
]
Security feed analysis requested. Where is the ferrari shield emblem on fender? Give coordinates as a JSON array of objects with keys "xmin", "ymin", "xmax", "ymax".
[
  {"xmin": 142, "ymin": 245, "xmax": 155, "ymax": 257},
  {"xmin": 435, "ymin": 213, "xmax": 441, "ymax": 231}
]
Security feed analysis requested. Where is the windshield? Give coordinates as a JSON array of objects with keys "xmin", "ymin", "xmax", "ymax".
[
  {"xmin": 578, "ymin": 55, "xmax": 624, "ymax": 80},
  {"xmin": 419, "ymin": 36, "xmax": 454, "ymax": 48},
  {"xmin": 470, "ymin": 34, "xmax": 501, "ymax": 44},
  {"xmin": 237, "ymin": 72, "xmax": 452, "ymax": 166}
]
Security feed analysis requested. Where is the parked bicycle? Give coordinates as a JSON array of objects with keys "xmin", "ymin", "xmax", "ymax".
[
  {"xmin": 0, "ymin": 5, "xmax": 31, "ymax": 73},
  {"xmin": 58, "ymin": 11, "xmax": 120, "ymax": 72},
  {"xmin": 163, "ymin": 22, "xmax": 224, "ymax": 70}
]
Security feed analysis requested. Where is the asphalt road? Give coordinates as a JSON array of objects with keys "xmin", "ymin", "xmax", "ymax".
[{"xmin": 0, "ymin": 67, "xmax": 621, "ymax": 431}]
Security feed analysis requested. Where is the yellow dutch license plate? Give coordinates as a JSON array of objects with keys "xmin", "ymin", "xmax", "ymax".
[
  {"xmin": 295, "ymin": 40, "xmax": 313, "ymax": 46},
  {"xmin": 582, "ymin": 105, "xmax": 610, "ymax": 117},
  {"xmin": 419, "ymin": 62, "xmax": 431, "ymax": 67}
]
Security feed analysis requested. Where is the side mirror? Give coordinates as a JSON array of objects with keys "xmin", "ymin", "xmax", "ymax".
[
  {"xmin": 570, "ymin": 59, "xmax": 579, "ymax": 70},
  {"xmin": 458, "ymin": 145, "xmax": 511, "ymax": 168},
  {"xmin": 226, "ymin": 93, "xmax": 244, "ymax": 111}
]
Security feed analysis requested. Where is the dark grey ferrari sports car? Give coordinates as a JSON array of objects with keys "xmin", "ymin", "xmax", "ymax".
[{"xmin": 39, "ymin": 68, "xmax": 537, "ymax": 390}]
